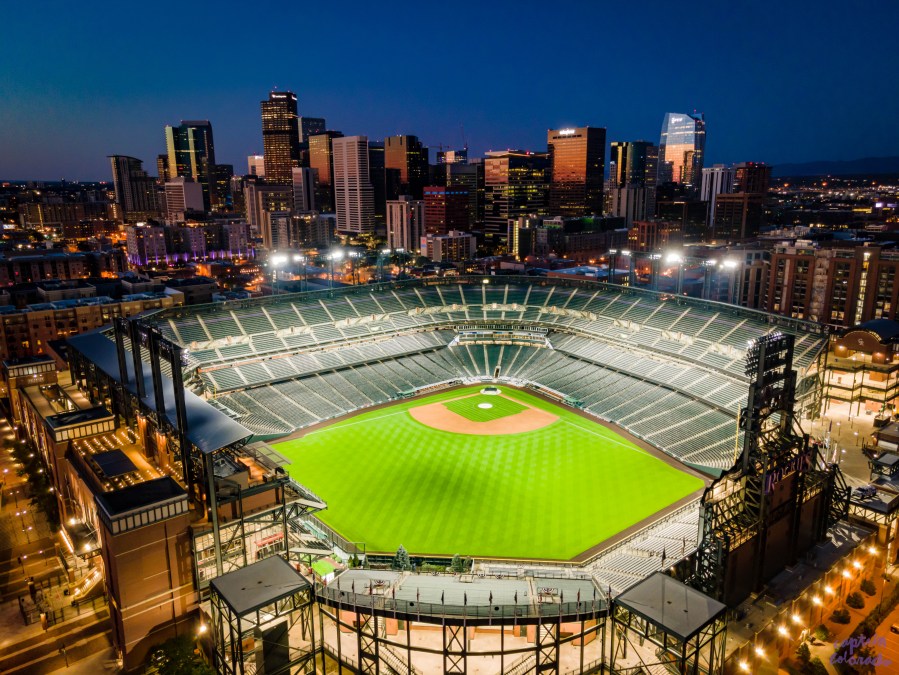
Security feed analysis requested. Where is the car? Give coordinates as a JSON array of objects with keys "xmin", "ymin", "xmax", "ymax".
[{"xmin": 891, "ymin": 623, "xmax": 899, "ymax": 634}]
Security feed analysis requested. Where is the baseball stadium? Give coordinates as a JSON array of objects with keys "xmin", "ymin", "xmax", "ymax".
[{"xmin": 46, "ymin": 275, "xmax": 846, "ymax": 673}]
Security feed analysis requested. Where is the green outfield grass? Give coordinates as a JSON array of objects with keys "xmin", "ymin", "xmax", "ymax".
[
  {"xmin": 274, "ymin": 386, "xmax": 703, "ymax": 560},
  {"xmin": 443, "ymin": 393, "xmax": 526, "ymax": 422}
]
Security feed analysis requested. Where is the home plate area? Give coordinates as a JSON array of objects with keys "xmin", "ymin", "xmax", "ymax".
[{"xmin": 408, "ymin": 387, "xmax": 559, "ymax": 435}]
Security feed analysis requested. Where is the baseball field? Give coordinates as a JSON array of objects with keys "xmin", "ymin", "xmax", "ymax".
[{"xmin": 274, "ymin": 385, "xmax": 704, "ymax": 560}]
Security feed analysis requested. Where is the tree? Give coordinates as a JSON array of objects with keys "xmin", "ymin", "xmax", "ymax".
[
  {"xmin": 860, "ymin": 579, "xmax": 876, "ymax": 596},
  {"xmin": 796, "ymin": 642, "xmax": 811, "ymax": 668},
  {"xmin": 451, "ymin": 554, "xmax": 464, "ymax": 573},
  {"xmin": 149, "ymin": 635, "xmax": 213, "ymax": 675},
  {"xmin": 846, "ymin": 591, "xmax": 865, "ymax": 609},
  {"xmin": 392, "ymin": 545, "xmax": 411, "ymax": 571}
]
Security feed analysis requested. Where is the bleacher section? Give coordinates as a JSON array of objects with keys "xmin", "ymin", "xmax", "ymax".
[{"xmin": 147, "ymin": 278, "xmax": 826, "ymax": 468}]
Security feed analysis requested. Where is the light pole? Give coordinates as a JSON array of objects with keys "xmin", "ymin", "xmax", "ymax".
[
  {"xmin": 270, "ymin": 254, "xmax": 287, "ymax": 295},
  {"xmin": 293, "ymin": 254, "xmax": 306, "ymax": 292},
  {"xmin": 328, "ymin": 250, "xmax": 344, "ymax": 290},
  {"xmin": 620, "ymin": 249, "xmax": 632, "ymax": 286},
  {"xmin": 378, "ymin": 248, "xmax": 391, "ymax": 282},
  {"xmin": 608, "ymin": 249, "xmax": 618, "ymax": 285},
  {"xmin": 348, "ymin": 251, "xmax": 361, "ymax": 285},
  {"xmin": 666, "ymin": 252, "xmax": 684, "ymax": 294},
  {"xmin": 396, "ymin": 248, "xmax": 406, "ymax": 278}
]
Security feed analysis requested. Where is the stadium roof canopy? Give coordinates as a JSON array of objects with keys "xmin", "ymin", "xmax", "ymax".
[
  {"xmin": 614, "ymin": 572, "xmax": 726, "ymax": 641},
  {"xmin": 211, "ymin": 555, "xmax": 309, "ymax": 616},
  {"xmin": 67, "ymin": 331, "xmax": 251, "ymax": 454}
]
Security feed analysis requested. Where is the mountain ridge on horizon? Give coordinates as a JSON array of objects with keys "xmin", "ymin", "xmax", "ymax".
[{"xmin": 772, "ymin": 156, "xmax": 899, "ymax": 177}]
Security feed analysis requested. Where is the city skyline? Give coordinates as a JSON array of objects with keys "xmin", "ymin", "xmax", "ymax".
[{"xmin": 2, "ymin": 1, "xmax": 898, "ymax": 180}]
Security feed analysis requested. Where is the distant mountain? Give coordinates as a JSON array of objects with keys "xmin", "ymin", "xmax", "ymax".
[{"xmin": 773, "ymin": 156, "xmax": 899, "ymax": 177}]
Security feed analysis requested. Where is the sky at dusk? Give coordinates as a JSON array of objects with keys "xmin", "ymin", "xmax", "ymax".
[{"xmin": 1, "ymin": 0, "xmax": 897, "ymax": 181}]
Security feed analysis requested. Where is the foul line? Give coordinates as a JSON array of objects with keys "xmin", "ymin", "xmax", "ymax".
[{"xmin": 302, "ymin": 408, "xmax": 409, "ymax": 436}]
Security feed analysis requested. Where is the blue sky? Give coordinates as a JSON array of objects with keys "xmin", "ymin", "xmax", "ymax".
[{"xmin": 1, "ymin": 0, "xmax": 897, "ymax": 180}]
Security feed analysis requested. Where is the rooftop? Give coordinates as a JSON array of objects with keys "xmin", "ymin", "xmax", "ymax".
[{"xmin": 211, "ymin": 555, "xmax": 309, "ymax": 616}]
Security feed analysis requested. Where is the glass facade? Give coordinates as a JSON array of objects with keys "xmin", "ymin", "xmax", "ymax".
[
  {"xmin": 308, "ymin": 131, "xmax": 343, "ymax": 213},
  {"xmin": 164, "ymin": 121, "xmax": 216, "ymax": 210},
  {"xmin": 385, "ymin": 135, "xmax": 429, "ymax": 199},
  {"xmin": 261, "ymin": 91, "xmax": 301, "ymax": 184},
  {"xmin": 657, "ymin": 113, "xmax": 705, "ymax": 187},
  {"xmin": 609, "ymin": 141, "xmax": 658, "ymax": 188},
  {"xmin": 483, "ymin": 152, "xmax": 549, "ymax": 240},
  {"xmin": 547, "ymin": 127, "xmax": 605, "ymax": 217}
]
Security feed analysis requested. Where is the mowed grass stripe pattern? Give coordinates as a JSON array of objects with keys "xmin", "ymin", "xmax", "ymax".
[
  {"xmin": 443, "ymin": 394, "xmax": 527, "ymax": 422},
  {"xmin": 275, "ymin": 386, "xmax": 703, "ymax": 560}
]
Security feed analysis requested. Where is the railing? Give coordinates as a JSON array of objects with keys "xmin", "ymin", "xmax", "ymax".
[
  {"xmin": 299, "ymin": 513, "xmax": 363, "ymax": 555},
  {"xmin": 314, "ymin": 581, "xmax": 608, "ymax": 622},
  {"xmin": 501, "ymin": 652, "xmax": 535, "ymax": 675}
]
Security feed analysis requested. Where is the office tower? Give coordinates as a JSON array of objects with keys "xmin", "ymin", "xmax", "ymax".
[
  {"xmin": 608, "ymin": 141, "xmax": 658, "ymax": 188},
  {"xmin": 421, "ymin": 230, "xmax": 476, "ymax": 262},
  {"xmin": 243, "ymin": 180, "xmax": 292, "ymax": 236},
  {"xmin": 608, "ymin": 186, "xmax": 654, "ymax": 227},
  {"xmin": 260, "ymin": 211, "xmax": 291, "ymax": 250},
  {"xmin": 657, "ymin": 112, "xmax": 705, "ymax": 187},
  {"xmin": 164, "ymin": 120, "xmax": 216, "ymax": 210},
  {"xmin": 547, "ymin": 127, "xmax": 606, "ymax": 217},
  {"xmin": 700, "ymin": 165, "xmax": 737, "ymax": 227},
  {"xmin": 437, "ymin": 149, "xmax": 468, "ymax": 164},
  {"xmin": 627, "ymin": 220, "xmax": 682, "ymax": 252},
  {"xmin": 125, "ymin": 224, "xmax": 168, "ymax": 265},
  {"xmin": 247, "ymin": 155, "xmax": 265, "ymax": 177},
  {"xmin": 332, "ymin": 136, "xmax": 375, "ymax": 234},
  {"xmin": 308, "ymin": 131, "xmax": 343, "ymax": 212},
  {"xmin": 368, "ymin": 141, "xmax": 387, "ymax": 227},
  {"xmin": 212, "ymin": 164, "xmax": 234, "ymax": 211},
  {"xmin": 436, "ymin": 162, "xmax": 482, "ymax": 227},
  {"xmin": 655, "ymin": 199, "xmax": 708, "ymax": 242},
  {"xmin": 164, "ymin": 177, "xmax": 205, "ymax": 222},
  {"xmin": 156, "ymin": 154, "xmax": 169, "ymax": 183},
  {"xmin": 386, "ymin": 196, "xmax": 425, "ymax": 252},
  {"xmin": 291, "ymin": 167, "xmax": 316, "ymax": 213},
  {"xmin": 299, "ymin": 117, "xmax": 326, "ymax": 145},
  {"xmin": 385, "ymin": 135, "xmax": 429, "ymax": 199},
  {"xmin": 483, "ymin": 151, "xmax": 550, "ymax": 240},
  {"xmin": 423, "ymin": 186, "xmax": 470, "ymax": 235},
  {"xmin": 713, "ymin": 193, "xmax": 765, "ymax": 241},
  {"xmin": 260, "ymin": 91, "xmax": 301, "ymax": 183},
  {"xmin": 108, "ymin": 155, "xmax": 158, "ymax": 221},
  {"xmin": 734, "ymin": 162, "xmax": 772, "ymax": 194}
]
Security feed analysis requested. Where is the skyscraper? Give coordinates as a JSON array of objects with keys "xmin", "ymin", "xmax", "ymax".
[
  {"xmin": 437, "ymin": 149, "xmax": 468, "ymax": 165},
  {"xmin": 108, "ymin": 155, "xmax": 158, "ymax": 221},
  {"xmin": 547, "ymin": 127, "xmax": 606, "ymax": 217},
  {"xmin": 657, "ymin": 112, "xmax": 705, "ymax": 187},
  {"xmin": 164, "ymin": 120, "xmax": 216, "ymax": 210},
  {"xmin": 734, "ymin": 162, "xmax": 772, "ymax": 194},
  {"xmin": 332, "ymin": 136, "xmax": 375, "ymax": 234},
  {"xmin": 608, "ymin": 141, "xmax": 658, "ymax": 188},
  {"xmin": 247, "ymin": 155, "xmax": 265, "ymax": 177},
  {"xmin": 483, "ymin": 151, "xmax": 550, "ymax": 240},
  {"xmin": 308, "ymin": 131, "xmax": 343, "ymax": 212},
  {"xmin": 299, "ymin": 117, "xmax": 326, "ymax": 145},
  {"xmin": 385, "ymin": 135, "xmax": 429, "ymax": 199},
  {"xmin": 700, "ymin": 164, "xmax": 737, "ymax": 227},
  {"xmin": 260, "ymin": 91, "xmax": 301, "ymax": 184},
  {"xmin": 386, "ymin": 196, "xmax": 425, "ymax": 252},
  {"xmin": 423, "ymin": 186, "xmax": 470, "ymax": 235},
  {"xmin": 291, "ymin": 167, "xmax": 316, "ymax": 214}
]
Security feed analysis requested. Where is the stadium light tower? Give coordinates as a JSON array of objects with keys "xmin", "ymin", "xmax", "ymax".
[
  {"xmin": 378, "ymin": 248, "xmax": 391, "ymax": 282},
  {"xmin": 328, "ymin": 250, "xmax": 344, "ymax": 290},
  {"xmin": 293, "ymin": 254, "xmax": 306, "ymax": 292},
  {"xmin": 666, "ymin": 251, "xmax": 685, "ymax": 295},
  {"xmin": 271, "ymin": 253, "xmax": 288, "ymax": 295}
]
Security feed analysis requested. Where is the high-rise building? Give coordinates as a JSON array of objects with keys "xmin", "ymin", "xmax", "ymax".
[
  {"xmin": 386, "ymin": 196, "xmax": 425, "ymax": 252},
  {"xmin": 547, "ymin": 127, "xmax": 606, "ymax": 217},
  {"xmin": 437, "ymin": 149, "xmax": 468, "ymax": 165},
  {"xmin": 299, "ymin": 117, "xmax": 326, "ymax": 145},
  {"xmin": 368, "ymin": 141, "xmax": 387, "ymax": 227},
  {"xmin": 608, "ymin": 141, "xmax": 658, "ymax": 188},
  {"xmin": 291, "ymin": 167, "xmax": 316, "ymax": 214},
  {"xmin": 308, "ymin": 131, "xmax": 343, "ymax": 212},
  {"xmin": 163, "ymin": 177, "xmax": 205, "ymax": 222},
  {"xmin": 423, "ymin": 186, "xmax": 470, "ymax": 235},
  {"xmin": 712, "ymin": 193, "xmax": 765, "ymax": 241},
  {"xmin": 734, "ymin": 162, "xmax": 772, "ymax": 194},
  {"xmin": 164, "ymin": 120, "xmax": 216, "ymax": 210},
  {"xmin": 247, "ymin": 155, "xmax": 265, "ymax": 177},
  {"xmin": 243, "ymin": 181, "xmax": 292, "ymax": 236},
  {"xmin": 608, "ymin": 186, "xmax": 654, "ymax": 227},
  {"xmin": 332, "ymin": 136, "xmax": 375, "ymax": 234},
  {"xmin": 385, "ymin": 135, "xmax": 429, "ymax": 199},
  {"xmin": 421, "ymin": 230, "xmax": 476, "ymax": 262},
  {"xmin": 212, "ymin": 164, "xmax": 234, "ymax": 211},
  {"xmin": 700, "ymin": 165, "xmax": 737, "ymax": 227},
  {"xmin": 260, "ymin": 211, "xmax": 291, "ymax": 250},
  {"xmin": 260, "ymin": 91, "xmax": 301, "ymax": 184},
  {"xmin": 657, "ymin": 112, "xmax": 705, "ymax": 187},
  {"xmin": 108, "ymin": 155, "xmax": 158, "ymax": 221},
  {"xmin": 483, "ymin": 151, "xmax": 550, "ymax": 240},
  {"xmin": 156, "ymin": 154, "xmax": 169, "ymax": 183},
  {"xmin": 436, "ymin": 162, "xmax": 483, "ymax": 227}
]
